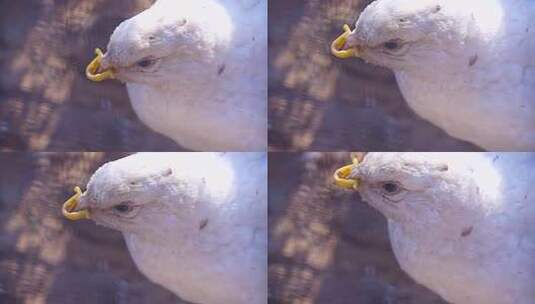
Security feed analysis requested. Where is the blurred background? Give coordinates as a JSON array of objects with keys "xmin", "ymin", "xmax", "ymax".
[
  {"xmin": 0, "ymin": 0, "xmax": 181, "ymax": 151},
  {"xmin": 268, "ymin": 0, "xmax": 479, "ymax": 151},
  {"xmin": 0, "ymin": 153, "xmax": 188, "ymax": 304},
  {"xmin": 268, "ymin": 152, "xmax": 447, "ymax": 304}
]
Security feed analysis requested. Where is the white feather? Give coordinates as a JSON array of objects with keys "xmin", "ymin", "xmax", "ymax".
[
  {"xmin": 104, "ymin": 0, "xmax": 267, "ymax": 151},
  {"xmin": 81, "ymin": 153, "xmax": 267, "ymax": 304},
  {"xmin": 352, "ymin": 152, "xmax": 535, "ymax": 304},
  {"xmin": 347, "ymin": 0, "xmax": 535, "ymax": 150}
]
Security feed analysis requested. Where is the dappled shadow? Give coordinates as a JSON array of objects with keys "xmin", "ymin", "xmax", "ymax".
[
  {"xmin": 0, "ymin": 0, "xmax": 180, "ymax": 151},
  {"xmin": 268, "ymin": 0, "xmax": 479, "ymax": 151},
  {"xmin": 268, "ymin": 153, "xmax": 447, "ymax": 303},
  {"xmin": 0, "ymin": 153, "xmax": 187, "ymax": 304}
]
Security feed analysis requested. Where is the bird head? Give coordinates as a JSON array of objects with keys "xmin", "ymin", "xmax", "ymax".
[
  {"xmin": 62, "ymin": 153, "xmax": 236, "ymax": 241},
  {"xmin": 334, "ymin": 0, "xmax": 480, "ymax": 71},
  {"xmin": 87, "ymin": 0, "xmax": 234, "ymax": 87},
  {"xmin": 63, "ymin": 157, "xmax": 179, "ymax": 236},
  {"xmin": 340, "ymin": 153, "xmax": 502, "ymax": 226}
]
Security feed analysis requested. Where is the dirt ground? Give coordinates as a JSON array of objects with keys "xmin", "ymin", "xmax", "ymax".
[
  {"xmin": 0, "ymin": 153, "xmax": 188, "ymax": 304},
  {"xmin": 0, "ymin": 0, "xmax": 181, "ymax": 151},
  {"xmin": 268, "ymin": 153, "xmax": 447, "ymax": 304},
  {"xmin": 268, "ymin": 0, "xmax": 479, "ymax": 151}
]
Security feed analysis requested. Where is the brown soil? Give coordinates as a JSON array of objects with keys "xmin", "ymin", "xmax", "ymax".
[
  {"xmin": 268, "ymin": 153, "xmax": 448, "ymax": 304},
  {"xmin": 0, "ymin": 0, "xmax": 181, "ymax": 151},
  {"xmin": 268, "ymin": 0, "xmax": 479, "ymax": 151},
  {"xmin": 0, "ymin": 153, "xmax": 188, "ymax": 304}
]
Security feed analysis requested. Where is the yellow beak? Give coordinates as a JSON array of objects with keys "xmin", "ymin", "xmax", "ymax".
[
  {"xmin": 62, "ymin": 186, "xmax": 91, "ymax": 221},
  {"xmin": 331, "ymin": 24, "xmax": 360, "ymax": 59},
  {"xmin": 333, "ymin": 155, "xmax": 360, "ymax": 190},
  {"xmin": 86, "ymin": 48, "xmax": 116, "ymax": 82}
]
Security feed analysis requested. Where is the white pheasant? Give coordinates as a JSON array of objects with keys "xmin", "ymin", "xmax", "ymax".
[
  {"xmin": 337, "ymin": 152, "xmax": 535, "ymax": 304},
  {"xmin": 333, "ymin": 0, "xmax": 535, "ymax": 150},
  {"xmin": 87, "ymin": 0, "xmax": 267, "ymax": 151},
  {"xmin": 63, "ymin": 153, "xmax": 267, "ymax": 304}
]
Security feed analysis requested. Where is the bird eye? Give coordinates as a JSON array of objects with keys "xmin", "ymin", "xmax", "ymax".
[
  {"xmin": 113, "ymin": 203, "xmax": 133, "ymax": 213},
  {"xmin": 136, "ymin": 58, "xmax": 156, "ymax": 68},
  {"xmin": 381, "ymin": 182, "xmax": 402, "ymax": 195},
  {"xmin": 383, "ymin": 40, "xmax": 401, "ymax": 51}
]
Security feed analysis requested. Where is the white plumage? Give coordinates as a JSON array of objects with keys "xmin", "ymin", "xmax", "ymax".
[
  {"xmin": 100, "ymin": 0, "xmax": 267, "ymax": 151},
  {"xmin": 77, "ymin": 153, "xmax": 267, "ymax": 304},
  {"xmin": 343, "ymin": 0, "xmax": 535, "ymax": 150},
  {"xmin": 349, "ymin": 153, "xmax": 535, "ymax": 304}
]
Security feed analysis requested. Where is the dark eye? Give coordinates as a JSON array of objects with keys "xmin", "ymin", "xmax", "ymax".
[
  {"xmin": 382, "ymin": 182, "xmax": 401, "ymax": 194},
  {"xmin": 383, "ymin": 40, "xmax": 401, "ymax": 50},
  {"xmin": 114, "ymin": 203, "xmax": 132, "ymax": 213},
  {"xmin": 136, "ymin": 58, "xmax": 156, "ymax": 68}
]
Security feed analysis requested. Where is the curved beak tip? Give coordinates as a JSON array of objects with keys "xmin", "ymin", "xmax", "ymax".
[
  {"xmin": 62, "ymin": 186, "xmax": 91, "ymax": 221},
  {"xmin": 333, "ymin": 155, "xmax": 362, "ymax": 191},
  {"xmin": 86, "ymin": 48, "xmax": 116, "ymax": 82},
  {"xmin": 331, "ymin": 24, "xmax": 360, "ymax": 59},
  {"xmin": 334, "ymin": 165, "xmax": 360, "ymax": 190}
]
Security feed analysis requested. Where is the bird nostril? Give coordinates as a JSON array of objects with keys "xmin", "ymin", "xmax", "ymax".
[{"xmin": 98, "ymin": 58, "xmax": 112, "ymax": 72}]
